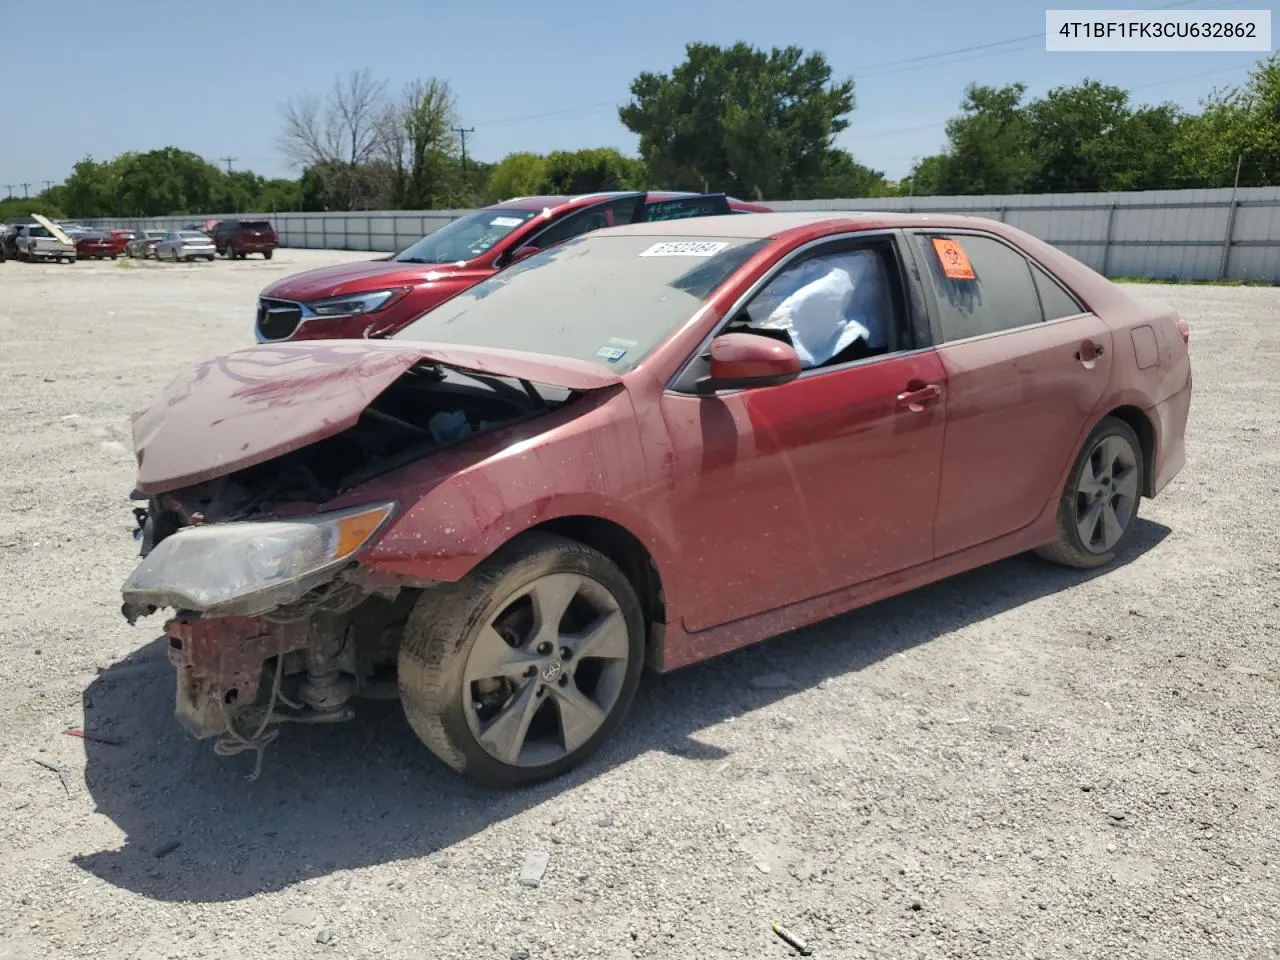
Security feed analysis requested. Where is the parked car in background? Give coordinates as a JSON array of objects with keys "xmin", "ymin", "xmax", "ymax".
[
  {"xmin": 155, "ymin": 230, "xmax": 217, "ymax": 262},
  {"xmin": 212, "ymin": 218, "xmax": 278, "ymax": 260},
  {"xmin": 254, "ymin": 191, "xmax": 770, "ymax": 342},
  {"xmin": 73, "ymin": 230, "xmax": 118, "ymax": 260},
  {"xmin": 126, "ymin": 230, "xmax": 168, "ymax": 259},
  {"xmin": 15, "ymin": 215, "xmax": 76, "ymax": 262},
  {"xmin": 108, "ymin": 229, "xmax": 137, "ymax": 256},
  {"xmin": 121, "ymin": 211, "xmax": 1192, "ymax": 787}
]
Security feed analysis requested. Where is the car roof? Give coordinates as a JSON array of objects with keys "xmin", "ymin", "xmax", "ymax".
[
  {"xmin": 491, "ymin": 191, "xmax": 644, "ymax": 212},
  {"xmin": 592, "ymin": 210, "xmax": 1039, "ymax": 240}
]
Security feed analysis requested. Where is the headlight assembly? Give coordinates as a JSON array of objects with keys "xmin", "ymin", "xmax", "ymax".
[{"xmin": 120, "ymin": 502, "xmax": 395, "ymax": 617}]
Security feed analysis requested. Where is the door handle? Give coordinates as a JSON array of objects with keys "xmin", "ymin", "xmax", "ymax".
[
  {"xmin": 896, "ymin": 383, "xmax": 942, "ymax": 408},
  {"xmin": 1075, "ymin": 341, "xmax": 1105, "ymax": 361}
]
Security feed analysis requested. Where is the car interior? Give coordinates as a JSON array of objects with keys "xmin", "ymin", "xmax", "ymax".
[{"xmin": 721, "ymin": 239, "xmax": 909, "ymax": 370}]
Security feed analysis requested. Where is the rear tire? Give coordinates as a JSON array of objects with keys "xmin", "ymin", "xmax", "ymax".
[
  {"xmin": 398, "ymin": 533, "xmax": 645, "ymax": 788},
  {"xmin": 1036, "ymin": 416, "xmax": 1144, "ymax": 569},
  {"xmin": 263, "ymin": 249, "xmax": 273, "ymax": 260}
]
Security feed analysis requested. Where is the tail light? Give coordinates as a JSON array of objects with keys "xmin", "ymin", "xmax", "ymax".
[{"xmin": 1175, "ymin": 318, "xmax": 1190, "ymax": 345}]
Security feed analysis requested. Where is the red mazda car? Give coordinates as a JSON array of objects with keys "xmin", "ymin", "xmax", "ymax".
[
  {"xmin": 122, "ymin": 212, "xmax": 1191, "ymax": 787},
  {"xmin": 254, "ymin": 191, "xmax": 770, "ymax": 342}
]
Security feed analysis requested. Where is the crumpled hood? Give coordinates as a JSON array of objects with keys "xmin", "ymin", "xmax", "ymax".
[
  {"xmin": 262, "ymin": 259, "xmax": 481, "ymax": 301},
  {"xmin": 131, "ymin": 340, "xmax": 622, "ymax": 494}
]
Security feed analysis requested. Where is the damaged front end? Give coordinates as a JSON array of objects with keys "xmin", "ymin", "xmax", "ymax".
[{"xmin": 121, "ymin": 347, "xmax": 590, "ymax": 777}]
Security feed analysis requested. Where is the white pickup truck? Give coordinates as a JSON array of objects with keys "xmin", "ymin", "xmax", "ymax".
[{"xmin": 15, "ymin": 214, "xmax": 76, "ymax": 263}]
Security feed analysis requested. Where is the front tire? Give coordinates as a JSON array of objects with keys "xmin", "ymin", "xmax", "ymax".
[
  {"xmin": 1036, "ymin": 416, "xmax": 1144, "ymax": 569},
  {"xmin": 398, "ymin": 533, "xmax": 645, "ymax": 788}
]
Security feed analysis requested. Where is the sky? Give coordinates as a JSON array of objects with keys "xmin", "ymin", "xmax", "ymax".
[{"xmin": 0, "ymin": 0, "xmax": 1274, "ymax": 193}]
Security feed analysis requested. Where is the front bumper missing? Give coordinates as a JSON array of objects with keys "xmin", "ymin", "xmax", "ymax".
[{"xmin": 166, "ymin": 615, "xmax": 310, "ymax": 739}]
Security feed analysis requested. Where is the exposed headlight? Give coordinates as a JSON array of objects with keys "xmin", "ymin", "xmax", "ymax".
[
  {"xmin": 305, "ymin": 289, "xmax": 404, "ymax": 317},
  {"xmin": 121, "ymin": 502, "xmax": 395, "ymax": 617}
]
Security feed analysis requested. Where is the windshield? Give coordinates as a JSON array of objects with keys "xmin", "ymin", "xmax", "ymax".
[
  {"xmin": 240, "ymin": 220, "xmax": 272, "ymax": 230},
  {"xmin": 393, "ymin": 208, "xmax": 540, "ymax": 264},
  {"xmin": 394, "ymin": 234, "xmax": 767, "ymax": 373},
  {"xmin": 180, "ymin": 231, "xmax": 210, "ymax": 241}
]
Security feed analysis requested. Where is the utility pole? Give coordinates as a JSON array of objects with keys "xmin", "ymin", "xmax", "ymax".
[
  {"xmin": 453, "ymin": 126, "xmax": 475, "ymax": 180},
  {"xmin": 20, "ymin": 182, "xmax": 30, "ymax": 199},
  {"xmin": 220, "ymin": 156, "xmax": 237, "ymax": 174},
  {"xmin": 42, "ymin": 180, "xmax": 54, "ymax": 193},
  {"xmin": 3, "ymin": 185, "xmax": 13, "ymax": 200}
]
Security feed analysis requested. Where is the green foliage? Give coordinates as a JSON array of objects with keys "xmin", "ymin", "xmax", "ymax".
[
  {"xmin": 0, "ymin": 197, "xmax": 67, "ymax": 221},
  {"xmin": 485, "ymin": 153, "xmax": 548, "ymax": 202},
  {"xmin": 620, "ymin": 42, "xmax": 856, "ymax": 199},
  {"xmin": 907, "ymin": 55, "xmax": 1279, "ymax": 195},
  {"xmin": 543, "ymin": 148, "xmax": 647, "ymax": 194},
  {"xmin": 1176, "ymin": 52, "xmax": 1280, "ymax": 187}
]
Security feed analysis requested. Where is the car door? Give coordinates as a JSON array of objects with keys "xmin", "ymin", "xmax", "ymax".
[
  {"xmin": 907, "ymin": 230, "xmax": 1114, "ymax": 558},
  {"xmin": 659, "ymin": 232, "xmax": 947, "ymax": 633}
]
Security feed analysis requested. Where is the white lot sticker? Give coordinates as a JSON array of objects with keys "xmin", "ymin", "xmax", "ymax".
[
  {"xmin": 489, "ymin": 216, "xmax": 525, "ymax": 228},
  {"xmin": 639, "ymin": 241, "xmax": 728, "ymax": 258}
]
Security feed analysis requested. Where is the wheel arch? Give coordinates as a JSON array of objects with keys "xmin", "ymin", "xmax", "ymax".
[
  {"xmin": 523, "ymin": 516, "xmax": 667, "ymax": 662},
  {"xmin": 1098, "ymin": 404, "xmax": 1156, "ymax": 497}
]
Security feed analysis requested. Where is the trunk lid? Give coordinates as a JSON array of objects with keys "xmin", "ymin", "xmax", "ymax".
[{"xmin": 131, "ymin": 339, "xmax": 622, "ymax": 494}]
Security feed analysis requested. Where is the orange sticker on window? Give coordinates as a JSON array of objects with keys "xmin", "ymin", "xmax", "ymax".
[{"xmin": 932, "ymin": 237, "xmax": 975, "ymax": 280}]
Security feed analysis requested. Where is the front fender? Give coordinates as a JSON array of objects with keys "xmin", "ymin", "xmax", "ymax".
[{"xmin": 337, "ymin": 389, "xmax": 682, "ymax": 593}]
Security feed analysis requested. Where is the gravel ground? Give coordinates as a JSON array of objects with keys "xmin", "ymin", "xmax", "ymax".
[{"xmin": 0, "ymin": 250, "xmax": 1277, "ymax": 960}]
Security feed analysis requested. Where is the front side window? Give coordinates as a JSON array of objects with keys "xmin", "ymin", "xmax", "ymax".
[
  {"xmin": 730, "ymin": 242, "xmax": 903, "ymax": 370},
  {"xmin": 914, "ymin": 233, "xmax": 1043, "ymax": 342}
]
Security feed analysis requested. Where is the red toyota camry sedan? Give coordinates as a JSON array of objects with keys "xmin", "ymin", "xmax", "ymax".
[
  {"xmin": 253, "ymin": 191, "xmax": 770, "ymax": 343},
  {"xmin": 122, "ymin": 212, "xmax": 1192, "ymax": 787}
]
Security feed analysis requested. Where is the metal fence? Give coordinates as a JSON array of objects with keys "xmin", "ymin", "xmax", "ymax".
[{"xmin": 89, "ymin": 185, "xmax": 1280, "ymax": 283}]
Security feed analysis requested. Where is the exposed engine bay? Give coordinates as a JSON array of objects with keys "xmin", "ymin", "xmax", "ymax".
[{"xmin": 122, "ymin": 362, "xmax": 576, "ymax": 778}]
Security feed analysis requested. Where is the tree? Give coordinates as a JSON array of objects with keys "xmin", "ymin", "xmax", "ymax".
[
  {"xmin": 924, "ymin": 83, "xmax": 1035, "ymax": 195},
  {"xmin": 61, "ymin": 157, "xmax": 120, "ymax": 218},
  {"xmin": 279, "ymin": 69, "xmax": 390, "ymax": 209},
  {"xmin": 1176, "ymin": 53, "xmax": 1280, "ymax": 187},
  {"xmin": 1025, "ymin": 80, "xmax": 1134, "ymax": 192},
  {"xmin": 542, "ymin": 148, "xmax": 647, "ymax": 194},
  {"xmin": 620, "ymin": 42, "xmax": 856, "ymax": 199},
  {"xmin": 485, "ymin": 152, "xmax": 548, "ymax": 202},
  {"xmin": 793, "ymin": 149, "xmax": 889, "ymax": 199},
  {"xmin": 379, "ymin": 78, "xmax": 462, "ymax": 208}
]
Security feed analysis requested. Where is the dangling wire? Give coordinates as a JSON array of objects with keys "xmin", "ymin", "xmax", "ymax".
[{"xmin": 214, "ymin": 646, "xmax": 288, "ymax": 781}]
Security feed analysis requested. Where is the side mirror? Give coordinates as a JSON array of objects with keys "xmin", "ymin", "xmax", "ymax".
[
  {"xmin": 509, "ymin": 245, "xmax": 539, "ymax": 264},
  {"xmin": 700, "ymin": 332, "xmax": 802, "ymax": 392}
]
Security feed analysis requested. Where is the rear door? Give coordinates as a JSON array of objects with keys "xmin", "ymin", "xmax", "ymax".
[{"xmin": 908, "ymin": 230, "xmax": 1113, "ymax": 557}]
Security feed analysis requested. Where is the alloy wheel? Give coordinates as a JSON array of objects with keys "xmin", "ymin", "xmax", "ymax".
[
  {"xmin": 462, "ymin": 572, "xmax": 631, "ymax": 767},
  {"xmin": 1074, "ymin": 434, "xmax": 1139, "ymax": 553}
]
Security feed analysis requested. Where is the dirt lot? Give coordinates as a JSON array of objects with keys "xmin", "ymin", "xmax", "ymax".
[{"xmin": 0, "ymin": 250, "xmax": 1277, "ymax": 960}]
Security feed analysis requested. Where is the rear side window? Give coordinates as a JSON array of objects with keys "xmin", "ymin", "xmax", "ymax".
[
  {"xmin": 643, "ymin": 195, "xmax": 731, "ymax": 221},
  {"xmin": 914, "ymin": 233, "xmax": 1042, "ymax": 342},
  {"xmin": 1031, "ymin": 263, "xmax": 1085, "ymax": 320},
  {"xmin": 524, "ymin": 197, "xmax": 644, "ymax": 252}
]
